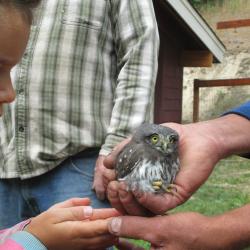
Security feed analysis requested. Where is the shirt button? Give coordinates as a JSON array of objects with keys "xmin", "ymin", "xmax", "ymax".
[{"xmin": 19, "ymin": 126, "xmax": 24, "ymax": 132}]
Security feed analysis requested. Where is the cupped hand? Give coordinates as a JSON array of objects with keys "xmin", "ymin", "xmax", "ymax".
[
  {"xmin": 108, "ymin": 204, "xmax": 250, "ymax": 250},
  {"xmin": 108, "ymin": 212, "xmax": 216, "ymax": 250},
  {"xmin": 104, "ymin": 122, "xmax": 222, "ymax": 214}
]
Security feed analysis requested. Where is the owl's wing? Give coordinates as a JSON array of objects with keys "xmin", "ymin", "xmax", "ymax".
[{"xmin": 115, "ymin": 142, "xmax": 145, "ymax": 179}]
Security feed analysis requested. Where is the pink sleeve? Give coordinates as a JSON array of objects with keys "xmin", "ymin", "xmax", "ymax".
[
  {"xmin": 0, "ymin": 219, "xmax": 31, "ymax": 244},
  {"xmin": 0, "ymin": 239, "xmax": 24, "ymax": 250}
]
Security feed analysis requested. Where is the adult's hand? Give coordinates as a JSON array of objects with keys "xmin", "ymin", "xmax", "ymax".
[
  {"xmin": 25, "ymin": 197, "xmax": 120, "ymax": 250},
  {"xmin": 108, "ymin": 204, "xmax": 250, "ymax": 250},
  {"xmin": 105, "ymin": 122, "xmax": 221, "ymax": 214},
  {"xmin": 104, "ymin": 117, "xmax": 234, "ymax": 214}
]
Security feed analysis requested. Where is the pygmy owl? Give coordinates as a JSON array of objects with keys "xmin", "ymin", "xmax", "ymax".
[{"xmin": 115, "ymin": 123, "xmax": 180, "ymax": 194}]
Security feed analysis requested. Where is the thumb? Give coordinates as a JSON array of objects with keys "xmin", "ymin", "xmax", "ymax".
[{"xmin": 108, "ymin": 216, "xmax": 157, "ymax": 243}]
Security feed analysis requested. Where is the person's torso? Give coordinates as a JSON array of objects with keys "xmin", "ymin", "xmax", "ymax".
[{"xmin": 0, "ymin": 0, "xmax": 117, "ymax": 178}]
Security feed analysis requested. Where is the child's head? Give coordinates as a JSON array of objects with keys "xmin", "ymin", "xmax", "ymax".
[
  {"xmin": 0, "ymin": 0, "xmax": 40, "ymax": 115},
  {"xmin": 0, "ymin": 0, "xmax": 41, "ymax": 24}
]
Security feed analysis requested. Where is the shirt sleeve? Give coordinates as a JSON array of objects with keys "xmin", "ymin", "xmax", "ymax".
[
  {"xmin": 0, "ymin": 232, "xmax": 47, "ymax": 250},
  {"xmin": 0, "ymin": 220, "xmax": 31, "ymax": 244},
  {"xmin": 100, "ymin": 0, "xmax": 160, "ymax": 155},
  {"xmin": 0, "ymin": 221, "xmax": 47, "ymax": 250},
  {"xmin": 223, "ymin": 101, "xmax": 250, "ymax": 120},
  {"xmin": 8, "ymin": 231, "xmax": 47, "ymax": 250},
  {"xmin": 223, "ymin": 101, "xmax": 250, "ymax": 159}
]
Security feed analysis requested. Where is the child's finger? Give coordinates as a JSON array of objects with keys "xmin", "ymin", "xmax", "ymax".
[
  {"xmin": 49, "ymin": 206, "xmax": 93, "ymax": 222},
  {"xmin": 51, "ymin": 206, "xmax": 120, "ymax": 223},
  {"xmin": 49, "ymin": 197, "xmax": 91, "ymax": 209}
]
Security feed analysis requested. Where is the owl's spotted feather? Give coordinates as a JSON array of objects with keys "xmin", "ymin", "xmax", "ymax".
[{"xmin": 115, "ymin": 123, "xmax": 179, "ymax": 193}]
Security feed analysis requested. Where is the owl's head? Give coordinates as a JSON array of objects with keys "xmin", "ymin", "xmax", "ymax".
[{"xmin": 133, "ymin": 123, "xmax": 179, "ymax": 155}]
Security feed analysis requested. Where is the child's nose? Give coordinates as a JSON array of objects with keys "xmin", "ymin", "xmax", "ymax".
[{"xmin": 0, "ymin": 77, "xmax": 16, "ymax": 104}]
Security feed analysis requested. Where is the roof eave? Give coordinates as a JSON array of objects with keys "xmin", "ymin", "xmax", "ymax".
[{"xmin": 166, "ymin": 0, "xmax": 226, "ymax": 63}]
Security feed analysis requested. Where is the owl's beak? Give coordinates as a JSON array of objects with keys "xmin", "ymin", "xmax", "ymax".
[{"xmin": 161, "ymin": 140, "xmax": 168, "ymax": 152}]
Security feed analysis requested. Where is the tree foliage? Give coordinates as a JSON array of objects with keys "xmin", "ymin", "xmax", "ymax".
[{"xmin": 189, "ymin": 0, "xmax": 222, "ymax": 8}]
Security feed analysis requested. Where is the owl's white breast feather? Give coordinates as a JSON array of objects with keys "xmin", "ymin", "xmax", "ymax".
[{"xmin": 119, "ymin": 159, "xmax": 165, "ymax": 192}]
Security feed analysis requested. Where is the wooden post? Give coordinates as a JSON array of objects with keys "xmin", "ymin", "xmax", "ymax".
[
  {"xmin": 192, "ymin": 78, "xmax": 250, "ymax": 122},
  {"xmin": 193, "ymin": 79, "xmax": 200, "ymax": 122}
]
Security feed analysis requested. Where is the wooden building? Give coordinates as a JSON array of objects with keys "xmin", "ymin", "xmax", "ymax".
[{"xmin": 153, "ymin": 0, "xmax": 225, "ymax": 123}]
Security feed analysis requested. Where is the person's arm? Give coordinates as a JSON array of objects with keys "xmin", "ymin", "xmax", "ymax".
[
  {"xmin": 93, "ymin": 0, "xmax": 159, "ymax": 199},
  {"xmin": 0, "ymin": 198, "xmax": 120, "ymax": 250},
  {"xmin": 100, "ymin": 0, "xmax": 159, "ymax": 156},
  {"xmin": 108, "ymin": 204, "xmax": 250, "ymax": 250},
  {"xmin": 105, "ymin": 107, "xmax": 250, "ymax": 214}
]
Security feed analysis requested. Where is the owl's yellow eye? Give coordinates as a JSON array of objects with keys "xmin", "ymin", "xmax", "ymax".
[{"xmin": 150, "ymin": 134, "xmax": 159, "ymax": 144}]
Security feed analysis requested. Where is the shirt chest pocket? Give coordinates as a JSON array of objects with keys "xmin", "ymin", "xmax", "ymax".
[{"xmin": 61, "ymin": 0, "xmax": 108, "ymax": 30}]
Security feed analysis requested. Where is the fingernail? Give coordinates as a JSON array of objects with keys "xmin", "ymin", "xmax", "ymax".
[
  {"xmin": 109, "ymin": 217, "xmax": 122, "ymax": 235},
  {"xmin": 83, "ymin": 206, "xmax": 93, "ymax": 218}
]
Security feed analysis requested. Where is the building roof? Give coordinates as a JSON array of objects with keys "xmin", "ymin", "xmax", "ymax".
[{"xmin": 164, "ymin": 0, "xmax": 226, "ymax": 62}]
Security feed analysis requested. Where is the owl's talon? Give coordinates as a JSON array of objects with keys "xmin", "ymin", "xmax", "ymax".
[
  {"xmin": 165, "ymin": 183, "xmax": 177, "ymax": 193},
  {"xmin": 153, "ymin": 185, "xmax": 161, "ymax": 191},
  {"xmin": 152, "ymin": 180, "xmax": 163, "ymax": 187},
  {"xmin": 152, "ymin": 180, "xmax": 163, "ymax": 192},
  {"xmin": 164, "ymin": 184, "xmax": 182, "ymax": 200}
]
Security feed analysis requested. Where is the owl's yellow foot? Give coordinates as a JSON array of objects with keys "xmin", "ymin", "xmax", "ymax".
[{"xmin": 152, "ymin": 180, "xmax": 163, "ymax": 191}]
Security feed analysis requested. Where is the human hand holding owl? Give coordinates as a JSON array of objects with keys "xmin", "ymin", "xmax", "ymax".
[{"xmin": 104, "ymin": 121, "xmax": 222, "ymax": 215}]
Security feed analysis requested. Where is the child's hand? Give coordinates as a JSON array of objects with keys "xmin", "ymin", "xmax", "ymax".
[{"xmin": 25, "ymin": 197, "xmax": 120, "ymax": 250}]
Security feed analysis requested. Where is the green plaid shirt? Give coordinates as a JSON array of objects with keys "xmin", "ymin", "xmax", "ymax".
[{"xmin": 0, "ymin": 0, "xmax": 159, "ymax": 179}]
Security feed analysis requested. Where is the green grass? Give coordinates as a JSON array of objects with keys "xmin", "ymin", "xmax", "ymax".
[
  {"xmin": 119, "ymin": 156, "xmax": 250, "ymax": 249},
  {"xmin": 173, "ymin": 157, "xmax": 250, "ymax": 215}
]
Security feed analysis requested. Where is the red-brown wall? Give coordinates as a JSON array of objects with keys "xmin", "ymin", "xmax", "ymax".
[
  {"xmin": 153, "ymin": 0, "xmax": 184, "ymax": 123},
  {"xmin": 154, "ymin": 32, "xmax": 183, "ymax": 123}
]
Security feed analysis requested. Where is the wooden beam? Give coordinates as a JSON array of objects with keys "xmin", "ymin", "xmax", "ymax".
[
  {"xmin": 181, "ymin": 51, "xmax": 213, "ymax": 67},
  {"xmin": 194, "ymin": 78, "xmax": 250, "ymax": 88},
  {"xmin": 217, "ymin": 19, "xmax": 250, "ymax": 29},
  {"xmin": 193, "ymin": 80, "xmax": 200, "ymax": 122}
]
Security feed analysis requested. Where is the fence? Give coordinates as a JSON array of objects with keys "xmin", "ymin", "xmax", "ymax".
[{"xmin": 193, "ymin": 78, "xmax": 250, "ymax": 122}]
